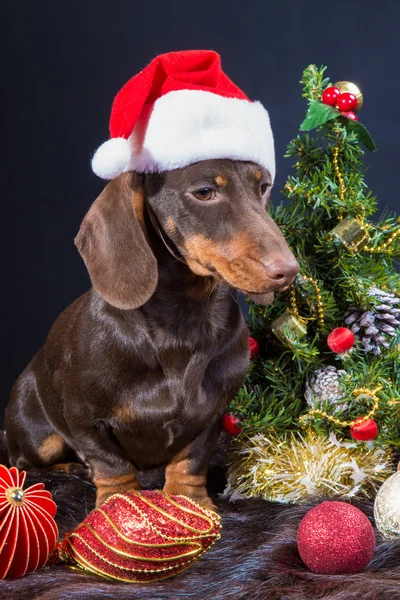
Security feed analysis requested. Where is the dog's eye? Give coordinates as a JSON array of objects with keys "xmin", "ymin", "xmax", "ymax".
[
  {"xmin": 192, "ymin": 188, "xmax": 216, "ymax": 201},
  {"xmin": 260, "ymin": 183, "xmax": 270, "ymax": 196}
]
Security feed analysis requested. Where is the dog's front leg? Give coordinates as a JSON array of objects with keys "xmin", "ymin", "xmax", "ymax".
[
  {"xmin": 163, "ymin": 421, "xmax": 221, "ymax": 512},
  {"xmin": 69, "ymin": 422, "xmax": 140, "ymax": 508}
]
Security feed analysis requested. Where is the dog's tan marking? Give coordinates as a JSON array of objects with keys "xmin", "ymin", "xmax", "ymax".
[
  {"xmin": 38, "ymin": 433, "xmax": 65, "ymax": 463},
  {"xmin": 164, "ymin": 446, "xmax": 214, "ymax": 510},
  {"xmin": 166, "ymin": 216, "xmax": 177, "ymax": 235},
  {"xmin": 183, "ymin": 233, "xmax": 268, "ymax": 293},
  {"xmin": 214, "ymin": 175, "xmax": 228, "ymax": 187},
  {"xmin": 113, "ymin": 403, "xmax": 135, "ymax": 425},
  {"xmin": 94, "ymin": 469, "xmax": 140, "ymax": 507},
  {"xmin": 255, "ymin": 170, "xmax": 263, "ymax": 182},
  {"xmin": 133, "ymin": 188, "xmax": 145, "ymax": 227}
]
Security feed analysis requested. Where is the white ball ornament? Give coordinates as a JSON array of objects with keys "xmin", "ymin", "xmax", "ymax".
[{"xmin": 374, "ymin": 470, "xmax": 400, "ymax": 539}]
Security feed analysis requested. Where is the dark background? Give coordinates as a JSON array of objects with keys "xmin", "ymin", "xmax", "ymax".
[{"xmin": 3, "ymin": 1, "xmax": 400, "ymax": 419}]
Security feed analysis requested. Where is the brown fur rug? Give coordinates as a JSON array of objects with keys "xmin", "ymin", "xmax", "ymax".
[{"xmin": 1, "ymin": 431, "xmax": 399, "ymax": 600}]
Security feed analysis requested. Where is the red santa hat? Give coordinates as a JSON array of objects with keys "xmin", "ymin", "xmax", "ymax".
[{"xmin": 91, "ymin": 50, "xmax": 275, "ymax": 181}]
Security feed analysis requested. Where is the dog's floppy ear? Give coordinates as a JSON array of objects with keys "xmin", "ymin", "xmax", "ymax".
[{"xmin": 75, "ymin": 172, "xmax": 158, "ymax": 309}]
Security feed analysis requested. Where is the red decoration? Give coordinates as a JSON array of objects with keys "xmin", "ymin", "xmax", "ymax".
[
  {"xmin": 222, "ymin": 413, "xmax": 242, "ymax": 435},
  {"xmin": 327, "ymin": 327, "xmax": 355, "ymax": 353},
  {"xmin": 342, "ymin": 111, "xmax": 358, "ymax": 121},
  {"xmin": 350, "ymin": 417, "xmax": 379, "ymax": 441},
  {"xmin": 0, "ymin": 465, "xmax": 58, "ymax": 579},
  {"xmin": 248, "ymin": 336, "xmax": 260, "ymax": 359},
  {"xmin": 322, "ymin": 86, "xmax": 340, "ymax": 106},
  {"xmin": 297, "ymin": 501, "xmax": 375, "ymax": 574},
  {"xmin": 337, "ymin": 92, "xmax": 358, "ymax": 112},
  {"xmin": 58, "ymin": 490, "xmax": 221, "ymax": 583}
]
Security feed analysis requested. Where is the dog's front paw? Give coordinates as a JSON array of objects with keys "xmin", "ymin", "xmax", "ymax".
[
  {"xmin": 94, "ymin": 472, "xmax": 140, "ymax": 508},
  {"xmin": 163, "ymin": 483, "xmax": 218, "ymax": 513}
]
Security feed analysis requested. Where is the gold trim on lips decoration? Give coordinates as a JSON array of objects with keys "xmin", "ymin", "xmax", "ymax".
[{"xmin": 58, "ymin": 490, "xmax": 221, "ymax": 583}]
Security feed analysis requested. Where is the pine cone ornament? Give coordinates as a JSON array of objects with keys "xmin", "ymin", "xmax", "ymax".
[
  {"xmin": 305, "ymin": 366, "xmax": 348, "ymax": 411},
  {"xmin": 344, "ymin": 287, "xmax": 400, "ymax": 355}
]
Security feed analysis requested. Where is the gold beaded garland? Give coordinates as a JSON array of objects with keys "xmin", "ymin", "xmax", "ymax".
[
  {"xmin": 332, "ymin": 145, "xmax": 399, "ymax": 253},
  {"xmin": 290, "ymin": 275, "xmax": 325, "ymax": 327},
  {"xmin": 299, "ymin": 385, "xmax": 382, "ymax": 428}
]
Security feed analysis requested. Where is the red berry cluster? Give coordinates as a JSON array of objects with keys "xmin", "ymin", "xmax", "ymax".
[{"xmin": 322, "ymin": 86, "xmax": 359, "ymax": 122}]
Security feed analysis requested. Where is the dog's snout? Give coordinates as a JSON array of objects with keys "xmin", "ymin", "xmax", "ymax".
[{"xmin": 263, "ymin": 258, "xmax": 300, "ymax": 290}]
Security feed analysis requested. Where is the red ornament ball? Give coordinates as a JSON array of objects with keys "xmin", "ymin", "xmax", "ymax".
[
  {"xmin": 248, "ymin": 336, "xmax": 260, "ymax": 359},
  {"xmin": 350, "ymin": 417, "xmax": 379, "ymax": 441},
  {"xmin": 222, "ymin": 413, "xmax": 242, "ymax": 435},
  {"xmin": 0, "ymin": 465, "xmax": 58, "ymax": 579},
  {"xmin": 327, "ymin": 327, "xmax": 355, "ymax": 353},
  {"xmin": 342, "ymin": 111, "xmax": 358, "ymax": 121},
  {"xmin": 297, "ymin": 501, "xmax": 375, "ymax": 574},
  {"xmin": 60, "ymin": 490, "xmax": 221, "ymax": 583},
  {"xmin": 322, "ymin": 86, "xmax": 341, "ymax": 106},
  {"xmin": 337, "ymin": 92, "xmax": 358, "ymax": 112}
]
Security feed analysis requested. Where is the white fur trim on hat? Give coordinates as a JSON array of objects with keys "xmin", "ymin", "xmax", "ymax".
[
  {"xmin": 93, "ymin": 90, "xmax": 275, "ymax": 181},
  {"xmin": 91, "ymin": 137, "xmax": 131, "ymax": 180}
]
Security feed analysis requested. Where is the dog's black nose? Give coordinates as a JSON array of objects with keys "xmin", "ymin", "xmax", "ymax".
[{"xmin": 263, "ymin": 258, "xmax": 300, "ymax": 291}]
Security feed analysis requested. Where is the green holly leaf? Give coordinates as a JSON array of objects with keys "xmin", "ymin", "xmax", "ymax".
[
  {"xmin": 299, "ymin": 100, "xmax": 340, "ymax": 131},
  {"xmin": 342, "ymin": 118, "xmax": 377, "ymax": 152}
]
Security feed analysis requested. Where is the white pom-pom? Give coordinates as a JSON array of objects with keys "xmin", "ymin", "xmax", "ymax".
[{"xmin": 91, "ymin": 138, "xmax": 131, "ymax": 180}]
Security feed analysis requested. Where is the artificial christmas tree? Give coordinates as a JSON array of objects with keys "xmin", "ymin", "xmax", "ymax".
[{"xmin": 225, "ymin": 65, "xmax": 400, "ymax": 504}]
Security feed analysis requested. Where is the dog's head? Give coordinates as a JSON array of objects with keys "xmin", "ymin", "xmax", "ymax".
[{"xmin": 75, "ymin": 160, "xmax": 299, "ymax": 309}]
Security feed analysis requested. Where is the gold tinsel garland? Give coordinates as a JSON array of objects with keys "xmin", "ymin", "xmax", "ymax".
[{"xmin": 224, "ymin": 431, "xmax": 393, "ymax": 504}]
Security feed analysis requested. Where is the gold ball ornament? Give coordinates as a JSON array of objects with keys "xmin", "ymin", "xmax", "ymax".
[
  {"xmin": 374, "ymin": 471, "xmax": 400, "ymax": 539},
  {"xmin": 334, "ymin": 81, "xmax": 363, "ymax": 112}
]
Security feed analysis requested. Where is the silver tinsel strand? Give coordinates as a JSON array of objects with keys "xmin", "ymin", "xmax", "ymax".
[{"xmin": 344, "ymin": 287, "xmax": 400, "ymax": 355}]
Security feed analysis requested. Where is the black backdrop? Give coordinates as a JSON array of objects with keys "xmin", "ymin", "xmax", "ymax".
[{"xmin": 3, "ymin": 0, "xmax": 400, "ymax": 419}]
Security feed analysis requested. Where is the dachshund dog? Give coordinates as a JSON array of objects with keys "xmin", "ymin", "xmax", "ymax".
[{"xmin": 5, "ymin": 159, "xmax": 299, "ymax": 510}]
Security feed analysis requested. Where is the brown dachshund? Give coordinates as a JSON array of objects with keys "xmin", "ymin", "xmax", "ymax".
[{"xmin": 5, "ymin": 159, "xmax": 299, "ymax": 510}]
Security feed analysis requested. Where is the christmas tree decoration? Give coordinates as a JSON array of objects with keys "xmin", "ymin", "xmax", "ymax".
[
  {"xmin": 336, "ymin": 92, "xmax": 358, "ymax": 113},
  {"xmin": 374, "ymin": 471, "xmax": 400, "ymax": 539},
  {"xmin": 224, "ymin": 432, "xmax": 392, "ymax": 504},
  {"xmin": 57, "ymin": 490, "xmax": 221, "ymax": 583},
  {"xmin": 327, "ymin": 327, "xmax": 355, "ymax": 353},
  {"xmin": 321, "ymin": 86, "xmax": 340, "ymax": 106},
  {"xmin": 248, "ymin": 336, "xmax": 260, "ymax": 359},
  {"xmin": 222, "ymin": 413, "xmax": 242, "ymax": 435},
  {"xmin": 304, "ymin": 366, "xmax": 348, "ymax": 410},
  {"xmin": 226, "ymin": 64, "xmax": 400, "ymax": 504},
  {"xmin": 297, "ymin": 501, "xmax": 375, "ymax": 574},
  {"xmin": 289, "ymin": 275, "xmax": 325, "ymax": 327},
  {"xmin": 334, "ymin": 80, "xmax": 363, "ymax": 111},
  {"xmin": 330, "ymin": 216, "xmax": 370, "ymax": 251},
  {"xmin": 342, "ymin": 111, "xmax": 358, "ymax": 121},
  {"xmin": 350, "ymin": 417, "xmax": 379, "ymax": 441},
  {"xmin": 270, "ymin": 311, "xmax": 307, "ymax": 344},
  {"xmin": 344, "ymin": 287, "xmax": 400, "ymax": 355},
  {"xmin": 0, "ymin": 465, "xmax": 58, "ymax": 579}
]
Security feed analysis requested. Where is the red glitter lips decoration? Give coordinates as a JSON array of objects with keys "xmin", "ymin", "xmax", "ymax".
[
  {"xmin": 0, "ymin": 465, "xmax": 58, "ymax": 579},
  {"xmin": 59, "ymin": 490, "xmax": 221, "ymax": 583}
]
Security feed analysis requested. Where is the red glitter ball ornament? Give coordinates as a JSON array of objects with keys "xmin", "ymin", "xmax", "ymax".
[
  {"xmin": 342, "ymin": 111, "xmax": 358, "ymax": 121},
  {"xmin": 337, "ymin": 92, "xmax": 358, "ymax": 112},
  {"xmin": 297, "ymin": 501, "xmax": 375, "ymax": 574},
  {"xmin": 327, "ymin": 327, "xmax": 355, "ymax": 353},
  {"xmin": 321, "ymin": 86, "xmax": 340, "ymax": 106},
  {"xmin": 222, "ymin": 413, "xmax": 242, "ymax": 435},
  {"xmin": 248, "ymin": 336, "xmax": 260, "ymax": 359},
  {"xmin": 350, "ymin": 417, "xmax": 379, "ymax": 441},
  {"xmin": 58, "ymin": 490, "xmax": 221, "ymax": 583},
  {"xmin": 0, "ymin": 465, "xmax": 58, "ymax": 579}
]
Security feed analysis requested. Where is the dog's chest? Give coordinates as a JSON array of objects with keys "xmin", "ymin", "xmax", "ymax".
[{"xmin": 111, "ymin": 298, "xmax": 244, "ymax": 459}]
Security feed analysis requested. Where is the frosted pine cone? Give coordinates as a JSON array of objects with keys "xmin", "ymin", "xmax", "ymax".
[
  {"xmin": 344, "ymin": 287, "xmax": 400, "ymax": 355},
  {"xmin": 305, "ymin": 366, "xmax": 348, "ymax": 411}
]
